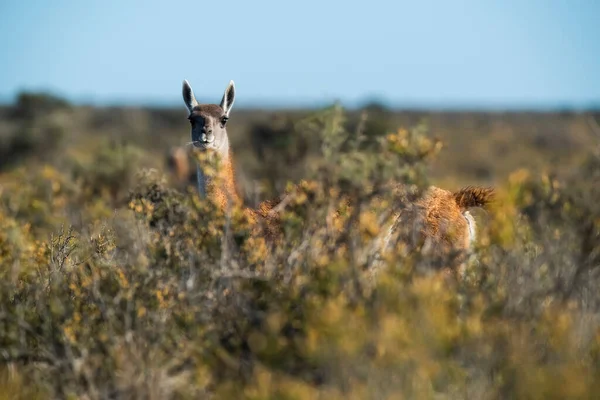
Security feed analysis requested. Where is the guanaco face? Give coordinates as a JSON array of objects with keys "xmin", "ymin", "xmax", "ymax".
[{"xmin": 182, "ymin": 80, "xmax": 235, "ymax": 153}]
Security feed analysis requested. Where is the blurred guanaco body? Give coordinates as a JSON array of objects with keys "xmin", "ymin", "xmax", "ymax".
[{"xmin": 382, "ymin": 185, "xmax": 494, "ymax": 274}]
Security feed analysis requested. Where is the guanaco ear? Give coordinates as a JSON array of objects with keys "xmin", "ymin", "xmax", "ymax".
[
  {"xmin": 182, "ymin": 79, "xmax": 198, "ymax": 114},
  {"xmin": 220, "ymin": 80, "xmax": 235, "ymax": 117}
]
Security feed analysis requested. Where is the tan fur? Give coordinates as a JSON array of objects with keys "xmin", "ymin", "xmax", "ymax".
[
  {"xmin": 204, "ymin": 149, "xmax": 241, "ymax": 210},
  {"xmin": 385, "ymin": 185, "xmax": 494, "ymax": 275},
  {"xmin": 416, "ymin": 186, "xmax": 471, "ymax": 252},
  {"xmin": 165, "ymin": 145, "xmax": 241, "ymax": 207}
]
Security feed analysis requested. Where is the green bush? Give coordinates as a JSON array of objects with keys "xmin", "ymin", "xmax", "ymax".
[{"xmin": 71, "ymin": 139, "xmax": 144, "ymax": 206}]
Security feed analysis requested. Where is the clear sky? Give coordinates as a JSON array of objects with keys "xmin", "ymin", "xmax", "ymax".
[{"xmin": 0, "ymin": 0, "xmax": 599, "ymax": 108}]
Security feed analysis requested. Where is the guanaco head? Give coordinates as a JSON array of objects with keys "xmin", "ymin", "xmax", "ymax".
[{"xmin": 182, "ymin": 79, "xmax": 235, "ymax": 156}]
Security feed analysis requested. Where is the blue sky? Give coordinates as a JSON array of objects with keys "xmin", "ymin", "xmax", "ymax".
[{"xmin": 0, "ymin": 0, "xmax": 599, "ymax": 108}]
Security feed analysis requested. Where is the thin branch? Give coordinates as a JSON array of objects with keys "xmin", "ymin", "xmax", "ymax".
[
  {"xmin": 0, "ymin": 351, "xmax": 56, "ymax": 366},
  {"xmin": 267, "ymin": 193, "xmax": 294, "ymax": 217}
]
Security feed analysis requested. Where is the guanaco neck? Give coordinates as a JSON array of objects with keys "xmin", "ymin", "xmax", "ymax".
[{"xmin": 196, "ymin": 148, "xmax": 240, "ymax": 209}]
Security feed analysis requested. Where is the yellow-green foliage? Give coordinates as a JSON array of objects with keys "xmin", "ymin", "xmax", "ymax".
[
  {"xmin": 0, "ymin": 102, "xmax": 599, "ymax": 399},
  {"xmin": 0, "ymin": 207, "xmax": 37, "ymax": 280}
]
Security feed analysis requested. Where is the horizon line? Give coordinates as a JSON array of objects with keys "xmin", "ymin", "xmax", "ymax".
[{"xmin": 0, "ymin": 92, "xmax": 599, "ymax": 112}]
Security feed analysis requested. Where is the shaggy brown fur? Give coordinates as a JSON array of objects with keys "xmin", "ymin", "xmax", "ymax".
[
  {"xmin": 453, "ymin": 186, "xmax": 495, "ymax": 211},
  {"xmin": 386, "ymin": 185, "xmax": 494, "ymax": 274},
  {"xmin": 204, "ymin": 149, "xmax": 240, "ymax": 210},
  {"xmin": 165, "ymin": 146, "xmax": 240, "ymax": 210}
]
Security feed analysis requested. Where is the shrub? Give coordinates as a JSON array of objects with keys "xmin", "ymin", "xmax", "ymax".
[
  {"xmin": 71, "ymin": 139, "xmax": 144, "ymax": 206},
  {"xmin": 0, "ymin": 105, "xmax": 599, "ymax": 399}
]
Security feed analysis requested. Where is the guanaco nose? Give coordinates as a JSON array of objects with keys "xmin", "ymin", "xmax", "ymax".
[{"xmin": 201, "ymin": 126, "xmax": 213, "ymax": 143}]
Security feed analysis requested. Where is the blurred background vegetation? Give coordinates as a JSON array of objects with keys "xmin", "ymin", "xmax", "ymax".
[{"xmin": 1, "ymin": 92, "xmax": 600, "ymax": 398}]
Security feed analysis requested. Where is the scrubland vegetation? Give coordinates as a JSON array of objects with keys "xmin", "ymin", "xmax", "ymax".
[{"xmin": 0, "ymin": 92, "xmax": 600, "ymax": 399}]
